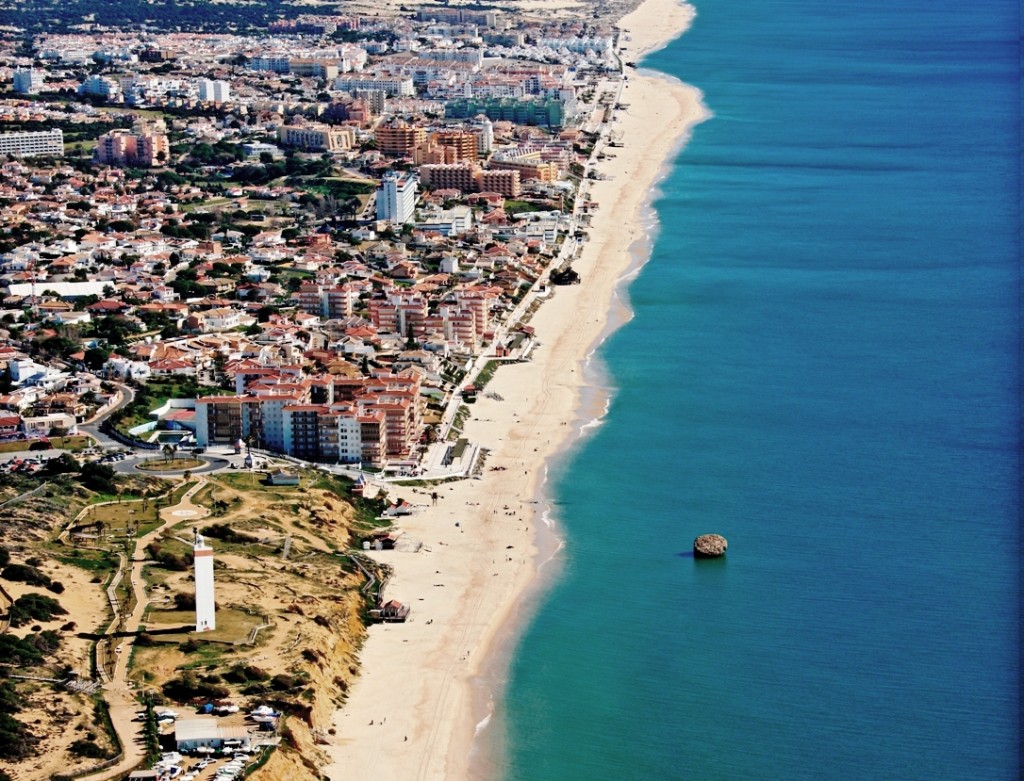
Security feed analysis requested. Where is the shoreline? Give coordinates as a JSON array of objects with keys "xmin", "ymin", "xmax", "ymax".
[{"xmin": 322, "ymin": 2, "xmax": 709, "ymax": 778}]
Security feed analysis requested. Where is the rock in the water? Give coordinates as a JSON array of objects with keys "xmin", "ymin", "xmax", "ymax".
[{"xmin": 693, "ymin": 534, "xmax": 728, "ymax": 558}]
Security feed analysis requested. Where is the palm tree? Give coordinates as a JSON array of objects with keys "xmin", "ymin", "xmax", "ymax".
[{"xmin": 162, "ymin": 444, "xmax": 173, "ymax": 463}]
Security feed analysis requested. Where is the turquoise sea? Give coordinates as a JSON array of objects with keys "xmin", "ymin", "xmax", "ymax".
[{"xmin": 493, "ymin": 0, "xmax": 1020, "ymax": 778}]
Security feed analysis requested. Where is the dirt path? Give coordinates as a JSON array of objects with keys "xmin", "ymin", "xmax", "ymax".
[{"xmin": 82, "ymin": 480, "xmax": 210, "ymax": 781}]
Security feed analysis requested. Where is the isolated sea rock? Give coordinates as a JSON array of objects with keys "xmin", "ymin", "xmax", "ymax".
[{"xmin": 693, "ymin": 534, "xmax": 728, "ymax": 558}]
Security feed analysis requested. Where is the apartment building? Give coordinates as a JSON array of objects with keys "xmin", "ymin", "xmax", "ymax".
[
  {"xmin": 277, "ymin": 123, "xmax": 354, "ymax": 152},
  {"xmin": 197, "ymin": 79, "xmax": 231, "ymax": 104},
  {"xmin": 334, "ymin": 76, "xmax": 414, "ymax": 96},
  {"xmin": 78, "ymin": 75, "xmax": 120, "ymax": 99},
  {"xmin": 282, "ymin": 404, "xmax": 363, "ymax": 464},
  {"xmin": 376, "ymin": 172, "xmax": 418, "ymax": 224},
  {"xmin": 419, "ymin": 163, "xmax": 521, "ymax": 197},
  {"xmin": 489, "ymin": 156, "xmax": 559, "ymax": 183},
  {"xmin": 358, "ymin": 412, "xmax": 387, "ymax": 467},
  {"xmin": 196, "ymin": 387, "xmax": 394, "ymax": 466},
  {"xmin": 477, "ymin": 168, "xmax": 521, "ymax": 197},
  {"xmin": 418, "ymin": 162, "xmax": 477, "ymax": 192},
  {"xmin": 194, "ymin": 396, "xmax": 246, "ymax": 446},
  {"xmin": 415, "ymin": 7, "xmax": 501, "ymax": 26},
  {"xmin": 94, "ymin": 129, "xmax": 169, "ymax": 167},
  {"xmin": 368, "ymin": 291, "xmax": 429, "ymax": 337},
  {"xmin": 375, "ymin": 120, "xmax": 427, "ymax": 156},
  {"xmin": 289, "ymin": 59, "xmax": 339, "ymax": 80},
  {"xmin": 12, "ymin": 68, "xmax": 45, "ymax": 95},
  {"xmin": 0, "ymin": 129, "xmax": 63, "ymax": 158},
  {"xmin": 297, "ymin": 283, "xmax": 359, "ymax": 320},
  {"xmin": 417, "ymin": 205, "xmax": 474, "ymax": 237},
  {"xmin": 445, "ymin": 96, "xmax": 570, "ymax": 128}
]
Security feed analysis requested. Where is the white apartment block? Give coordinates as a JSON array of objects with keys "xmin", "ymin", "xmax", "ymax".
[
  {"xmin": 249, "ymin": 56, "xmax": 292, "ymax": 74},
  {"xmin": 197, "ymin": 79, "xmax": 232, "ymax": 103},
  {"xmin": 12, "ymin": 68, "xmax": 45, "ymax": 94},
  {"xmin": 334, "ymin": 76, "xmax": 415, "ymax": 97},
  {"xmin": 0, "ymin": 129, "xmax": 63, "ymax": 158},
  {"xmin": 417, "ymin": 205, "xmax": 474, "ymax": 236},
  {"xmin": 78, "ymin": 75, "xmax": 120, "ymax": 99},
  {"xmin": 376, "ymin": 172, "xmax": 418, "ymax": 225}
]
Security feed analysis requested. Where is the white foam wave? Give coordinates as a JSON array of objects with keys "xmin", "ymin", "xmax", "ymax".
[{"xmin": 474, "ymin": 711, "xmax": 492, "ymax": 737}]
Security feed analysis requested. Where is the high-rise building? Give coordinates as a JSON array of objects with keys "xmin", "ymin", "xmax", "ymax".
[
  {"xmin": 474, "ymin": 117, "xmax": 494, "ymax": 155},
  {"xmin": 137, "ymin": 131, "xmax": 170, "ymax": 166},
  {"xmin": 376, "ymin": 172, "xmax": 418, "ymax": 225},
  {"xmin": 477, "ymin": 168, "xmax": 521, "ymax": 197},
  {"xmin": 354, "ymin": 88, "xmax": 386, "ymax": 114},
  {"xmin": 197, "ymin": 78, "xmax": 231, "ymax": 104},
  {"xmin": 193, "ymin": 532, "xmax": 216, "ymax": 632},
  {"xmin": 334, "ymin": 76, "xmax": 414, "ymax": 96},
  {"xmin": 432, "ymin": 131, "xmax": 479, "ymax": 162},
  {"xmin": 375, "ymin": 120, "xmax": 426, "ymax": 156},
  {"xmin": 78, "ymin": 75, "xmax": 120, "ymax": 99},
  {"xmin": 0, "ymin": 129, "xmax": 63, "ymax": 158},
  {"xmin": 419, "ymin": 162, "xmax": 477, "ymax": 192},
  {"xmin": 93, "ymin": 129, "xmax": 169, "ymax": 167},
  {"xmin": 12, "ymin": 68, "xmax": 44, "ymax": 95}
]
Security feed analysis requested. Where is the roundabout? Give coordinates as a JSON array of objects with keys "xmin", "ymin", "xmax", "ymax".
[
  {"xmin": 135, "ymin": 456, "xmax": 205, "ymax": 472},
  {"xmin": 113, "ymin": 453, "xmax": 231, "ymax": 477}
]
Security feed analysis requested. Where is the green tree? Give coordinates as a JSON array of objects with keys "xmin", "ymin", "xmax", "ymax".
[
  {"xmin": 43, "ymin": 452, "xmax": 79, "ymax": 476},
  {"xmin": 79, "ymin": 461, "xmax": 116, "ymax": 493},
  {"xmin": 84, "ymin": 346, "xmax": 110, "ymax": 370}
]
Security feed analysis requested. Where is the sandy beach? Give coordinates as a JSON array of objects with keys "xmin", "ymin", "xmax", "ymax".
[{"xmin": 322, "ymin": 1, "xmax": 709, "ymax": 778}]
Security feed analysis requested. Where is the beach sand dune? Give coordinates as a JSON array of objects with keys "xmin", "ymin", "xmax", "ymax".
[{"xmin": 322, "ymin": 1, "xmax": 708, "ymax": 778}]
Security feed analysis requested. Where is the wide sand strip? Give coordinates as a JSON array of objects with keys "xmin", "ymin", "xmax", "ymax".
[{"xmin": 323, "ymin": 1, "xmax": 709, "ymax": 779}]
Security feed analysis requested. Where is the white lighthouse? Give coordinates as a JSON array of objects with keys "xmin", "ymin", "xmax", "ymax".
[{"xmin": 193, "ymin": 530, "xmax": 216, "ymax": 632}]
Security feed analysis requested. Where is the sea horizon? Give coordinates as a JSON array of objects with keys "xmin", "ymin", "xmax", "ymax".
[{"xmin": 492, "ymin": 0, "xmax": 1021, "ymax": 778}]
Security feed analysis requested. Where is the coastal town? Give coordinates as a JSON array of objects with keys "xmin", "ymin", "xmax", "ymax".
[
  {"xmin": 0, "ymin": 0, "xmax": 707, "ymax": 779},
  {"xmin": 0, "ymin": 6, "xmax": 630, "ymax": 479}
]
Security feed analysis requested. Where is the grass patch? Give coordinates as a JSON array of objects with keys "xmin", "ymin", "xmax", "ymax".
[
  {"xmin": 215, "ymin": 471, "xmax": 300, "ymax": 496},
  {"xmin": 78, "ymin": 496, "xmax": 162, "ymax": 537},
  {"xmin": 391, "ymin": 475, "xmax": 465, "ymax": 487},
  {"xmin": 504, "ymin": 199, "xmax": 550, "ymax": 217},
  {"xmin": 0, "ymin": 435, "xmax": 91, "ymax": 453},
  {"xmin": 136, "ymin": 457, "xmax": 204, "ymax": 472},
  {"xmin": 451, "ymin": 438, "xmax": 469, "ymax": 460},
  {"xmin": 143, "ymin": 607, "xmax": 265, "ymax": 646},
  {"xmin": 110, "ymin": 378, "xmax": 230, "ymax": 434},
  {"xmin": 301, "ymin": 178, "xmax": 375, "ymax": 198},
  {"xmin": 475, "ymin": 360, "xmax": 499, "ymax": 390},
  {"xmin": 191, "ymin": 483, "xmax": 217, "ymax": 508},
  {"xmin": 308, "ymin": 472, "xmax": 356, "ymax": 497},
  {"xmin": 168, "ymin": 480, "xmax": 197, "ymax": 504},
  {"xmin": 54, "ymin": 548, "xmax": 119, "ymax": 573},
  {"xmin": 448, "ymin": 405, "xmax": 471, "ymax": 439}
]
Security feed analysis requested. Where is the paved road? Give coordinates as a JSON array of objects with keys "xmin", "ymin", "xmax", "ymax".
[
  {"xmin": 112, "ymin": 454, "xmax": 231, "ymax": 476},
  {"xmin": 80, "ymin": 383, "xmax": 135, "ymax": 450}
]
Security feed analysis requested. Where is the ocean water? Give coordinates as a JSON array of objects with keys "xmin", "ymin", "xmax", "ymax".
[{"xmin": 496, "ymin": 0, "xmax": 1021, "ymax": 779}]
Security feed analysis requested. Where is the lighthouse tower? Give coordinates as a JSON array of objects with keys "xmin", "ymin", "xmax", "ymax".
[{"xmin": 193, "ymin": 530, "xmax": 216, "ymax": 632}]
